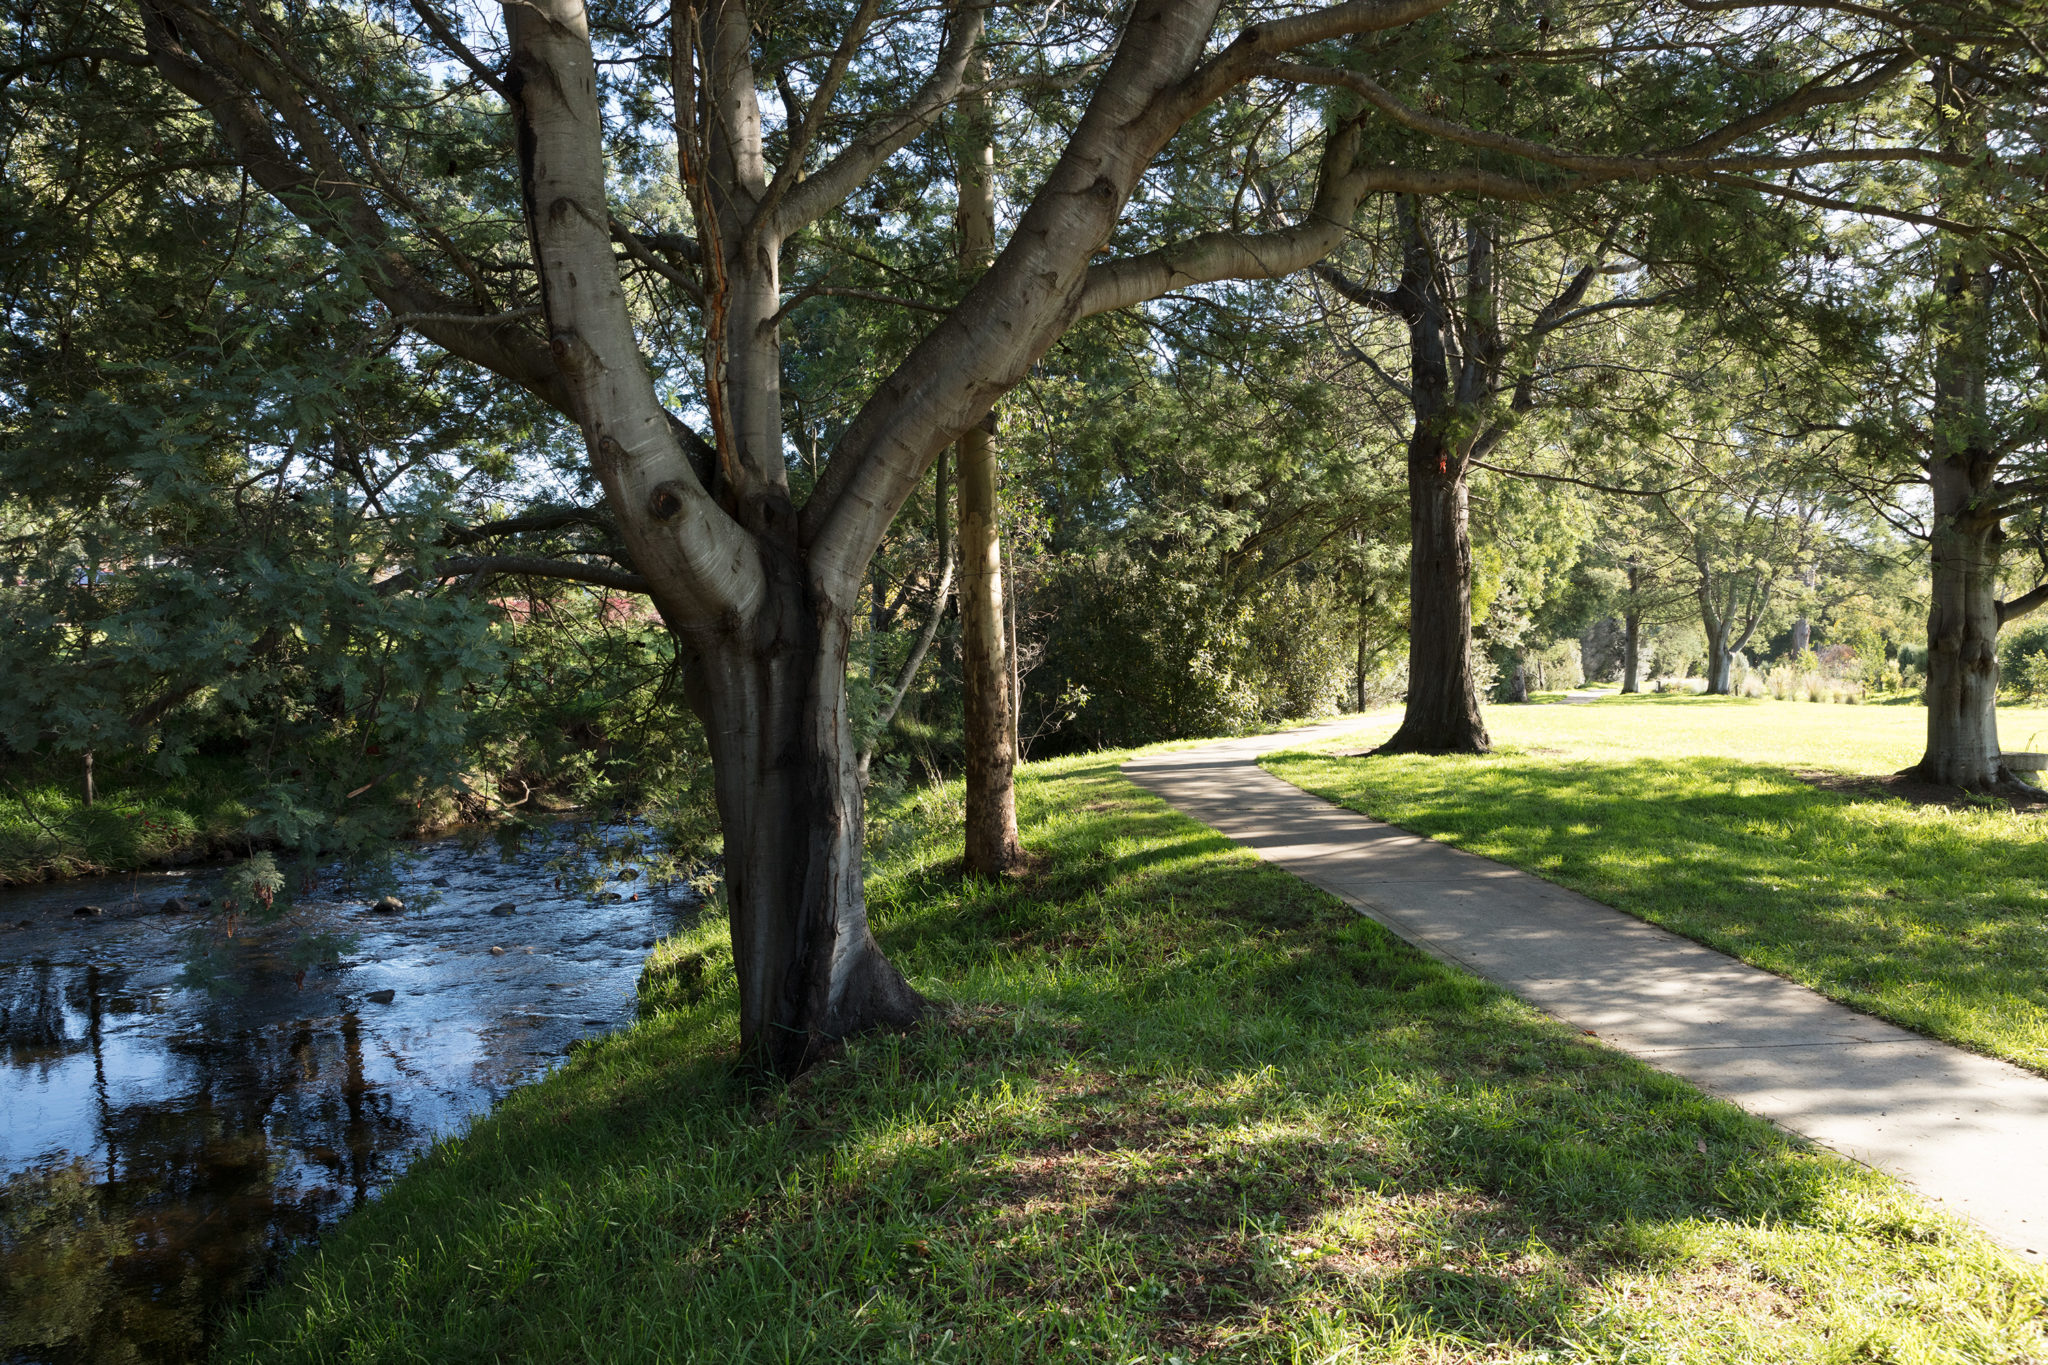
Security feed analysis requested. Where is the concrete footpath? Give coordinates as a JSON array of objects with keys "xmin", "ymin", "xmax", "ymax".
[{"xmin": 1124, "ymin": 716, "xmax": 2048, "ymax": 1259}]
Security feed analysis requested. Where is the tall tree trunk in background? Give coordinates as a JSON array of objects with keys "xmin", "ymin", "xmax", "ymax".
[
  {"xmin": 954, "ymin": 66, "xmax": 1024, "ymax": 874},
  {"xmin": 1378, "ymin": 202, "xmax": 1490, "ymax": 754},
  {"xmin": 1911, "ymin": 59, "xmax": 2015, "ymax": 788},
  {"xmin": 1504, "ymin": 655, "xmax": 1529, "ymax": 703},
  {"xmin": 1917, "ymin": 441, "xmax": 2004, "ymax": 785},
  {"xmin": 1388, "ymin": 430, "xmax": 1490, "ymax": 748},
  {"xmin": 1698, "ymin": 563, "xmax": 1732, "ymax": 695},
  {"xmin": 1702, "ymin": 621, "xmax": 1734, "ymax": 693},
  {"xmin": 1621, "ymin": 610, "xmax": 1643, "ymax": 693}
]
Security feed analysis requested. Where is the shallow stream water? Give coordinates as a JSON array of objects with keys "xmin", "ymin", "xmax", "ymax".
[{"xmin": 0, "ymin": 823, "xmax": 699, "ymax": 1364}]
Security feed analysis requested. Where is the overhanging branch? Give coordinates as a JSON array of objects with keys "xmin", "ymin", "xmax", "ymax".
[{"xmin": 374, "ymin": 555, "xmax": 652, "ymax": 596}]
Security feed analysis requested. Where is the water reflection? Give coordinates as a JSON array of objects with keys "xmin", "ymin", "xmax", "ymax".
[{"xmin": 0, "ymin": 824, "xmax": 698, "ymax": 1364}]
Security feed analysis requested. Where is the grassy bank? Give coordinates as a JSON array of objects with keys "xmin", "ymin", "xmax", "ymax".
[
  {"xmin": 1267, "ymin": 694, "xmax": 2048, "ymax": 1077},
  {"xmin": 222, "ymin": 751, "xmax": 2043, "ymax": 1362},
  {"xmin": 0, "ymin": 756, "xmax": 257, "ymax": 885}
]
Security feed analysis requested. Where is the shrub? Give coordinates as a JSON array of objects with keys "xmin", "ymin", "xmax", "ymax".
[{"xmin": 1999, "ymin": 622, "xmax": 2048, "ymax": 698}]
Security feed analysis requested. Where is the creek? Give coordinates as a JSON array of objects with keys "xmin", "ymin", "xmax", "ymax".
[{"xmin": 0, "ymin": 821, "xmax": 700, "ymax": 1363}]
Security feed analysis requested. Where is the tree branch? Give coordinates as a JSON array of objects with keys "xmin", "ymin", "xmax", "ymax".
[
  {"xmin": 2000, "ymin": 580, "xmax": 2048, "ymax": 627},
  {"xmin": 771, "ymin": 2, "xmax": 983, "ymax": 236},
  {"xmin": 1468, "ymin": 458, "xmax": 1699, "ymax": 498},
  {"xmin": 374, "ymin": 555, "xmax": 652, "ymax": 597}
]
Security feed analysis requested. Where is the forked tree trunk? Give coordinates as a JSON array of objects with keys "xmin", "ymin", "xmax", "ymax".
[
  {"xmin": 1383, "ymin": 440, "xmax": 1489, "ymax": 752},
  {"xmin": 954, "ymin": 70, "xmax": 1024, "ymax": 875}
]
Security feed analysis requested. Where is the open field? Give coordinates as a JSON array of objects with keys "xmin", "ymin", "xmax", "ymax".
[
  {"xmin": 1267, "ymin": 694, "xmax": 2048, "ymax": 1077},
  {"xmin": 221, "ymin": 750, "xmax": 2045, "ymax": 1363}
]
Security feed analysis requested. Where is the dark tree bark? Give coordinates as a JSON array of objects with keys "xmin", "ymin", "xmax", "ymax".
[
  {"xmin": 1621, "ymin": 610, "xmax": 1643, "ymax": 693},
  {"xmin": 1366, "ymin": 202, "xmax": 1492, "ymax": 753},
  {"xmin": 1389, "ymin": 427, "xmax": 1491, "ymax": 749},
  {"xmin": 1910, "ymin": 62, "xmax": 2025, "ymax": 789},
  {"xmin": 1324, "ymin": 201, "xmax": 1610, "ymax": 755}
]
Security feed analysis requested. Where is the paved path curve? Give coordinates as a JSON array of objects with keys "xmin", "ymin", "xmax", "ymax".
[{"xmin": 1124, "ymin": 716, "xmax": 2048, "ymax": 1258}]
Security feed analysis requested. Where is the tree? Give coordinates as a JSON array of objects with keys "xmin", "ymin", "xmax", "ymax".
[
  {"xmin": 78, "ymin": 0, "xmax": 2024, "ymax": 1069},
  {"xmin": 1905, "ymin": 57, "xmax": 2048, "ymax": 785},
  {"xmin": 950, "ymin": 60, "xmax": 1024, "ymax": 875},
  {"xmin": 1316, "ymin": 199, "xmax": 1683, "ymax": 749}
]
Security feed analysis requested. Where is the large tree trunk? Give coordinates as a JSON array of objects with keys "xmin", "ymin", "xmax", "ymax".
[
  {"xmin": 1912, "ymin": 63, "xmax": 2008, "ymax": 789},
  {"xmin": 1383, "ymin": 437, "xmax": 1489, "ymax": 752},
  {"xmin": 1379, "ymin": 201, "xmax": 1487, "ymax": 756},
  {"xmin": 953, "ymin": 65, "xmax": 1024, "ymax": 875},
  {"xmin": 696, "ymin": 582, "xmax": 925, "ymax": 1073},
  {"xmin": 1621, "ymin": 610, "xmax": 1642, "ymax": 693},
  {"xmin": 1915, "ymin": 463, "xmax": 2005, "ymax": 787},
  {"xmin": 1702, "ymin": 618, "xmax": 1733, "ymax": 694}
]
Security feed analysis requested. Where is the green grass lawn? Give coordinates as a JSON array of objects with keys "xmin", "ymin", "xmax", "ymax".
[
  {"xmin": 1266, "ymin": 694, "xmax": 2048, "ymax": 1077},
  {"xmin": 221, "ymin": 751, "xmax": 2045, "ymax": 1363}
]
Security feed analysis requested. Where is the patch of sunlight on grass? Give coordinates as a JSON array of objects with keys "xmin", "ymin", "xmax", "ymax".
[
  {"xmin": 1269, "ymin": 694, "xmax": 2048, "ymax": 1076},
  {"xmin": 221, "ymin": 749, "xmax": 2047, "ymax": 1364}
]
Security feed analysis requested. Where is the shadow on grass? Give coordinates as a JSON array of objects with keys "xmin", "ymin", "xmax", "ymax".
[{"xmin": 216, "ymin": 755, "xmax": 2041, "ymax": 1364}]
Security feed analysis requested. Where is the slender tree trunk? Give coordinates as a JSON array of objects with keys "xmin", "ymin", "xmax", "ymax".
[
  {"xmin": 1621, "ymin": 611, "xmax": 1642, "ymax": 693},
  {"xmin": 1505, "ymin": 655, "xmax": 1529, "ymax": 703},
  {"xmin": 954, "ymin": 63, "xmax": 1023, "ymax": 874},
  {"xmin": 958, "ymin": 421, "xmax": 1022, "ymax": 871},
  {"xmin": 1383, "ymin": 435, "xmax": 1489, "ymax": 752}
]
